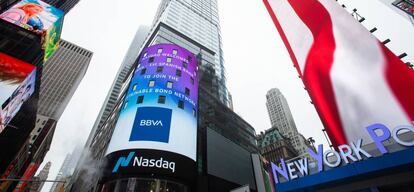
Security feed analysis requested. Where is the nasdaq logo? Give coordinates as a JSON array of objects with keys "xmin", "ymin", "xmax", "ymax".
[
  {"xmin": 112, "ymin": 152, "xmax": 135, "ymax": 173},
  {"xmin": 130, "ymin": 107, "xmax": 172, "ymax": 143}
]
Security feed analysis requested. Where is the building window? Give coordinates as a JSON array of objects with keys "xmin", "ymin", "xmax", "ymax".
[
  {"xmin": 167, "ymin": 57, "xmax": 172, "ymax": 63},
  {"xmin": 158, "ymin": 96, "xmax": 166, "ymax": 104},
  {"xmin": 148, "ymin": 80, "xmax": 155, "ymax": 87},
  {"xmin": 193, "ymin": 108, "xmax": 197, "ymax": 117},
  {"xmin": 157, "ymin": 48, "xmax": 163, "ymax": 54},
  {"xmin": 132, "ymin": 84, "xmax": 137, "ymax": 91},
  {"xmin": 137, "ymin": 96, "xmax": 144, "ymax": 104},
  {"xmin": 178, "ymin": 100, "xmax": 184, "ymax": 109},
  {"xmin": 176, "ymin": 69, "xmax": 182, "ymax": 77},
  {"xmin": 172, "ymin": 49, "xmax": 178, "ymax": 55},
  {"xmin": 185, "ymin": 87, "xmax": 190, "ymax": 96},
  {"xmin": 187, "ymin": 56, "xmax": 192, "ymax": 62},
  {"xmin": 140, "ymin": 68, "xmax": 146, "ymax": 75},
  {"xmin": 156, "ymin": 66, "xmax": 164, "ymax": 73},
  {"xmin": 124, "ymin": 101, "xmax": 128, "ymax": 109},
  {"xmin": 167, "ymin": 81, "xmax": 173, "ymax": 89},
  {"xmin": 149, "ymin": 57, "xmax": 155, "ymax": 63},
  {"xmin": 182, "ymin": 62, "xmax": 188, "ymax": 69},
  {"xmin": 190, "ymin": 77, "xmax": 194, "ymax": 85}
]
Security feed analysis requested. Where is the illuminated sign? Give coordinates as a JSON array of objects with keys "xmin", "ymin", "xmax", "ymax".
[
  {"xmin": 271, "ymin": 123, "xmax": 414, "ymax": 184},
  {"xmin": 104, "ymin": 44, "xmax": 198, "ymax": 182},
  {"xmin": 0, "ymin": 0, "xmax": 64, "ymax": 62},
  {"xmin": 0, "ymin": 53, "xmax": 36, "ymax": 133}
]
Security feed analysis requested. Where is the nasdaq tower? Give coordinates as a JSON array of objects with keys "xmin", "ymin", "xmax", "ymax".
[{"xmin": 71, "ymin": 1, "xmax": 258, "ymax": 191}]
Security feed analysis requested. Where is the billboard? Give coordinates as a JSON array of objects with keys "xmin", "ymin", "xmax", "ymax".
[
  {"xmin": 104, "ymin": 44, "xmax": 198, "ymax": 182},
  {"xmin": 0, "ymin": 53, "xmax": 36, "ymax": 133},
  {"xmin": 0, "ymin": 0, "xmax": 64, "ymax": 62}
]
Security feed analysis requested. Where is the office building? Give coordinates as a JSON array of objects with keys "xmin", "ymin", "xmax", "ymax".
[
  {"xmin": 266, "ymin": 88, "xmax": 312, "ymax": 156},
  {"xmin": 71, "ymin": 0, "xmax": 258, "ymax": 191},
  {"xmin": 0, "ymin": 40, "xmax": 91, "ymax": 191},
  {"xmin": 37, "ymin": 39, "xmax": 92, "ymax": 119},
  {"xmin": 257, "ymin": 127, "xmax": 298, "ymax": 163},
  {"xmin": 49, "ymin": 146, "xmax": 82, "ymax": 192},
  {"xmin": 29, "ymin": 161, "xmax": 51, "ymax": 192},
  {"xmin": 83, "ymin": 25, "xmax": 149, "ymax": 153}
]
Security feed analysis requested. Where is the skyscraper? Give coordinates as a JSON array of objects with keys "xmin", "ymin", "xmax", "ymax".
[
  {"xmin": 38, "ymin": 40, "xmax": 92, "ymax": 119},
  {"xmin": 49, "ymin": 146, "xmax": 82, "ymax": 192},
  {"xmin": 0, "ymin": 40, "xmax": 91, "ymax": 191},
  {"xmin": 29, "ymin": 161, "xmax": 52, "ymax": 192},
  {"xmin": 148, "ymin": 0, "xmax": 230, "ymax": 106},
  {"xmin": 84, "ymin": 25, "xmax": 150, "ymax": 150},
  {"xmin": 71, "ymin": 1, "xmax": 258, "ymax": 191},
  {"xmin": 266, "ymin": 88, "xmax": 311, "ymax": 156}
]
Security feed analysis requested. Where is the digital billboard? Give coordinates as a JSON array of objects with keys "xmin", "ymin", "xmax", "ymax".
[
  {"xmin": 0, "ymin": 53, "xmax": 36, "ymax": 133},
  {"xmin": 104, "ymin": 44, "xmax": 198, "ymax": 182},
  {"xmin": 0, "ymin": 0, "xmax": 64, "ymax": 62}
]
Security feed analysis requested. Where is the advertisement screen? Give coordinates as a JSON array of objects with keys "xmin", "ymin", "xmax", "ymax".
[
  {"xmin": 0, "ymin": 0, "xmax": 64, "ymax": 62},
  {"xmin": 104, "ymin": 44, "xmax": 198, "ymax": 182},
  {"xmin": 0, "ymin": 53, "xmax": 36, "ymax": 133}
]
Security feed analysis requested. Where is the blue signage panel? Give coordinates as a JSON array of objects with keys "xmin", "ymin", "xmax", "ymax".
[{"xmin": 130, "ymin": 107, "xmax": 172, "ymax": 143}]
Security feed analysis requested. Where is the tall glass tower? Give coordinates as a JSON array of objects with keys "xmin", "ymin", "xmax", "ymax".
[
  {"xmin": 149, "ymin": 0, "xmax": 229, "ymax": 106},
  {"xmin": 70, "ymin": 1, "xmax": 258, "ymax": 191}
]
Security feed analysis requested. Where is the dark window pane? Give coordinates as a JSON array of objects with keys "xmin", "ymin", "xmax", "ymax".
[
  {"xmin": 158, "ymin": 96, "xmax": 166, "ymax": 104},
  {"xmin": 178, "ymin": 100, "xmax": 184, "ymax": 109},
  {"xmin": 140, "ymin": 68, "xmax": 146, "ymax": 75},
  {"xmin": 157, "ymin": 66, "xmax": 163, "ymax": 73},
  {"xmin": 183, "ymin": 62, "xmax": 188, "ymax": 69},
  {"xmin": 185, "ymin": 88, "xmax": 190, "ymax": 96},
  {"xmin": 137, "ymin": 96, "xmax": 144, "ymax": 104},
  {"xmin": 149, "ymin": 57, "xmax": 154, "ymax": 63},
  {"xmin": 176, "ymin": 69, "xmax": 182, "ymax": 77},
  {"xmin": 190, "ymin": 77, "xmax": 194, "ymax": 85}
]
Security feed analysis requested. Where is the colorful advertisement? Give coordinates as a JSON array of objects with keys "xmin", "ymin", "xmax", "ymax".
[
  {"xmin": 0, "ymin": 0, "xmax": 64, "ymax": 62},
  {"xmin": 104, "ymin": 44, "xmax": 198, "ymax": 182},
  {"xmin": 0, "ymin": 53, "xmax": 36, "ymax": 133}
]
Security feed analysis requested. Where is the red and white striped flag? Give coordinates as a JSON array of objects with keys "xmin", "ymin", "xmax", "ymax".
[{"xmin": 263, "ymin": 0, "xmax": 414, "ymax": 147}]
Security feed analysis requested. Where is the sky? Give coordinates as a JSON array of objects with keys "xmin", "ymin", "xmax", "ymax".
[{"xmin": 39, "ymin": 0, "xmax": 413, "ymax": 191}]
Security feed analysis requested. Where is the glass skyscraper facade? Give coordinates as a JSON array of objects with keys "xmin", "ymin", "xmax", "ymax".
[
  {"xmin": 70, "ymin": 1, "xmax": 258, "ymax": 191},
  {"xmin": 149, "ymin": 0, "xmax": 229, "ymax": 106}
]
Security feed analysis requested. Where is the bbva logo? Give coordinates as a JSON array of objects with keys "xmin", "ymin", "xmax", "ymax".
[{"xmin": 140, "ymin": 120, "xmax": 163, "ymax": 127}]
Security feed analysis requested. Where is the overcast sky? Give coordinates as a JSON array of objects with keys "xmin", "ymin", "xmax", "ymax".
[{"xmin": 39, "ymin": 0, "xmax": 413, "ymax": 191}]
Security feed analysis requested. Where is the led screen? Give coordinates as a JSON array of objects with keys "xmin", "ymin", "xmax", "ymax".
[
  {"xmin": 0, "ymin": 0, "xmax": 64, "ymax": 62},
  {"xmin": 0, "ymin": 53, "xmax": 36, "ymax": 133},
  {"xmin": 104, "ymin": 44, "xmax": 198, "ymax": 182}
]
